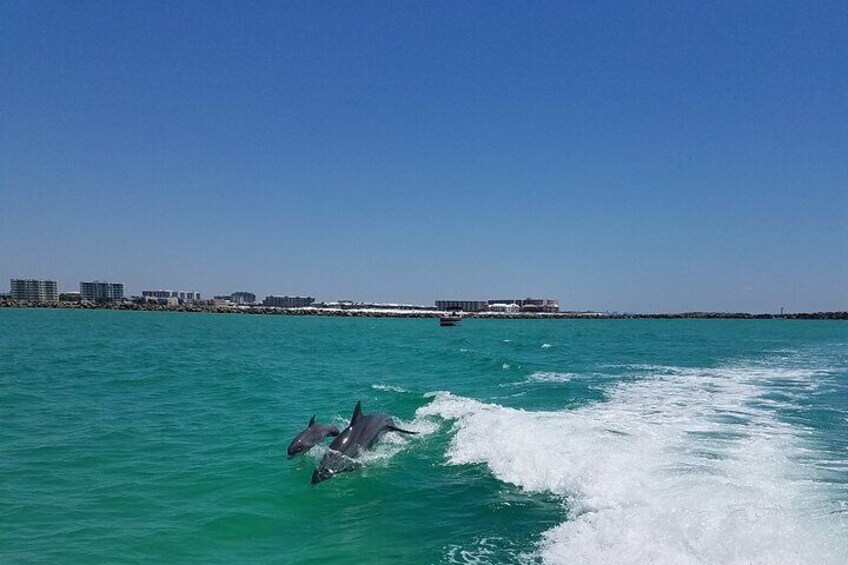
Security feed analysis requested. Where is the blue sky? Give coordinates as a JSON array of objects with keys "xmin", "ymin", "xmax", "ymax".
[{"xmin": 2, "ymin": 1, "xmax": 846, "ymax": 312}]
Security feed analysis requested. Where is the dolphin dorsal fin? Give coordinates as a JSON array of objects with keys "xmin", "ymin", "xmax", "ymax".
[
  {"xmin": 351, "ymin": 401, "xmax": 362, "ymax": 424},
  {"xmin": 308, "ymin": 415, "xmax": 316, "ymax": 427}
]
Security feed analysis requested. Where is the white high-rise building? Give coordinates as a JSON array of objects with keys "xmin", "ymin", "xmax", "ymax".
[
  {"xmin": 80, "ymin": 281, "xmax": 125, "ymax": 301},
  {"xmin": 10, "ymin": 279, "xmax": 59, "ymax": 302}
]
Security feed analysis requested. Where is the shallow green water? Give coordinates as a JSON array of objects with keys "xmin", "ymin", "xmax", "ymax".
[{"xmin": 2, "ymin": 310, "xmax": 847, "ymax": 563}]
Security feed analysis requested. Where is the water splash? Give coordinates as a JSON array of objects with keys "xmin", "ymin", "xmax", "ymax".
[{"xmin": 418, "ymin": 362, "xmax": 848, "ymax": 563}]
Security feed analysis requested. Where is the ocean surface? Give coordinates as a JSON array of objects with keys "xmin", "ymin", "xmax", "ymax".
[{"xmin": 2, "ymin": 309, "xmax": 847, "ymax": 564}]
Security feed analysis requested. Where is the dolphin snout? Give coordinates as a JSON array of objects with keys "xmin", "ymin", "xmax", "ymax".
[{"xmin": 311, "ymin": 467, "xmax": 332, "ymax": 485}]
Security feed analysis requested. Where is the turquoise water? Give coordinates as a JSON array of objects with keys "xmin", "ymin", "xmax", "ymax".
[{"xmin": 2, "ymin": 310, "xmax": 847, "ymax": 563}]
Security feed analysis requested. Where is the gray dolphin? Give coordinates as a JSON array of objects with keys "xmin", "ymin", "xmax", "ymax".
[
  {"xmin": 311, "ymin": 401, "xmax": 417, "ymax": 485},
  {"xmin": 287, "ymin": 415, "xmax": 341, "ymax": 459}
]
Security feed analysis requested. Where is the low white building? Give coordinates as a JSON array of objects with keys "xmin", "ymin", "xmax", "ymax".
[
  {"xmin": 143, "ymin": 290, "xmax": 201, "ymax": 303},
  {"xmin": 488, "ymin": 303, "xmax": 520, "ymax": 313}
]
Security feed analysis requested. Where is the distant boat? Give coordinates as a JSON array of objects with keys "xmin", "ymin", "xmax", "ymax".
[{"xmin": 439, "ymin": 313, "xmax": 462, "ymax": 326}]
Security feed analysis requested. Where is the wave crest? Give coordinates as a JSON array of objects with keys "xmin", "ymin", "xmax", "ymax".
[{"xmin": 417, "ymin": 363, "xmax": 848, "ymax": 563}]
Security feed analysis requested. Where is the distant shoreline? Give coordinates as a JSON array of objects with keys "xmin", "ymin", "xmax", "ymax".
[{"xmin": 1, "ymin": 300, "xmax": 846, "ymax": 320}]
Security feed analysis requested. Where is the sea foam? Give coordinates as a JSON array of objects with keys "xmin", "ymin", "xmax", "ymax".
[
  {"xmin": 417, "ymin": 363, "xmax": 847, "ymax": 564},
  {"xmin": 499, "ymin": 371, "xmax": 579, "ymax": 388},
  {"xmin": 371, "ymin": 383, "xmax": 408, "ymax": 393},
  {"xmin": 526, "ymin": 371, "xmax": 576, "ymax": 383}
]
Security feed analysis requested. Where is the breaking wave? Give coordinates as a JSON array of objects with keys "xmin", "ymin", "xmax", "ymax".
[{"xmin": 416, "ymin": 362, "xmax": 848, "ymax": 564}]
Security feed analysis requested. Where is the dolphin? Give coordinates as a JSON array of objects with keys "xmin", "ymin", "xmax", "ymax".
[
  {"xmin": 311, "ymin": 401, "xmax": 417, "ymax": 485},
  {"xmin": 287, "ymin": 415, "xmax": 341, "ymax": 459}
]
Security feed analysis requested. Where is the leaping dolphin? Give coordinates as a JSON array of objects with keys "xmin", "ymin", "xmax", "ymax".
[
  {"xmin": 311, "ymin": 401, "xmax": 417, "ymax": 485},
  {"xmin": 287, "ymin": 415, "xmax": 341, "ymax": 459}
]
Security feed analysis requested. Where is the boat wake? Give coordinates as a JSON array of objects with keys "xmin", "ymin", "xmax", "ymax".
[{"xmin": 417, "ymin": 361, "xmax": 848, "ymax": 564}]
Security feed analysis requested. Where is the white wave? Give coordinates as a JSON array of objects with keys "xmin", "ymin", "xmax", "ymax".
[
  {"xmin": 371, "ymin": 383, "xmax": 408, "ymax": 393},
  {"xmin": 500, "ymin": 371, "xmax": 582, "ymax": 387},
  {"xmin": 417, "ymin": 364, "xmax": 848, "ymax": 564},
  {"xmin": 526, "ymin": 372, "xmax": 576, "ymax": 383},
  {"xmin": 541, "ymin": 343, "xmax": 552, "ymax": 348},
  {"xmin": 502, "ymin": 363, "xmax": 511, "ymax": 370}
]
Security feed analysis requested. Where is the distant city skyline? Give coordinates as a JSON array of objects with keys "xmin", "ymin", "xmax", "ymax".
[
  {"xmin": 0, "ymin": 278, "xmax": 558, "ymax": 308},
  {"xmin": 2, "ymin": 3, "xmax": 846, "ymax": 313}
]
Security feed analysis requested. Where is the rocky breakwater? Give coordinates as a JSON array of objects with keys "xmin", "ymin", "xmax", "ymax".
[
  {"xmin": 595, "ymin": 311, "xmax": 848, "ymax": 320},
  {"xmin": 0, "ymin": 299, "xmax": 444, "ymax": 318},
  {"xmin": 467, "ymin": 311, "xmax": 848, "ymax": 320},
  {"xmin": 1, "ymin": 299, "xmax": 846, "ymax": 320}
]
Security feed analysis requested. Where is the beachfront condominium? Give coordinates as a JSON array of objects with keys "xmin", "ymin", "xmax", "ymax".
[
  {"xmin": 10, "ymin": 279, "xmax": 59, "ymax": 303},
  {"xmin": 80, "ymin": 281, "xmax": 125, "ymax": 301},
  {"xmin": 230, "ymin": 292, "xmax": 256, "ymax": 305}
]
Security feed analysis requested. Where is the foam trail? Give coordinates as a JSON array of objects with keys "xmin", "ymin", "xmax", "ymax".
[
  {"xmin": 417, "ymin": 364, "xmax": 848, "ymax": 564},
  {"xmin": 371, "ymin": 383, "xmax": 408, "ymax": 393},
  {"xmin": 526, "ymin": 371, "xmax": 575, "ymax": 383},
  {"xmin": 500, "ymin": 371, "xmax": 591, "ymax": 388}
]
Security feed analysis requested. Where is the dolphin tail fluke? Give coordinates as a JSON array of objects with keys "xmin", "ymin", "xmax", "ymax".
[{"xmin": 386, "ymin": 425, "xmax": 418, "ymax": 435}]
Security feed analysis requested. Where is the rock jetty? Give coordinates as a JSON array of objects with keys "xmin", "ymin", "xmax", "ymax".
[{"xmin": 1, "ymin": 299, "xmax": 846, "ymax": 320}]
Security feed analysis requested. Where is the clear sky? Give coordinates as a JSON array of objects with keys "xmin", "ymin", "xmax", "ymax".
[{"xmin": 2, "ymin": 1, "xmax": 846, "ymax": 312}]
